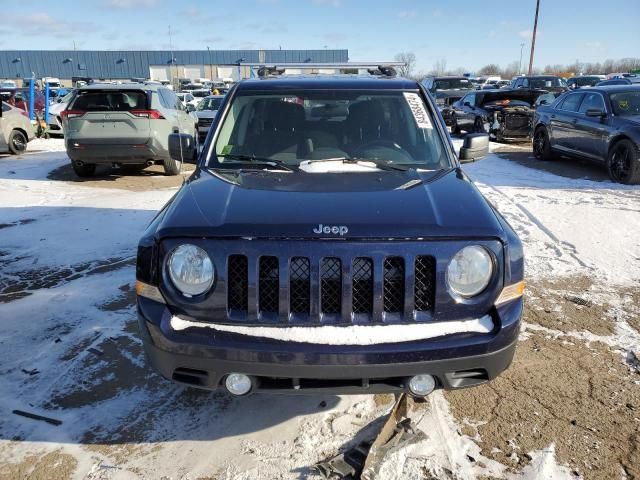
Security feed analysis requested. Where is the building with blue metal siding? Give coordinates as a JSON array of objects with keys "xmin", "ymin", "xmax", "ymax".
[{"xmin": 0, "ymin": 49, "xmax": 349, "ymax": 83}]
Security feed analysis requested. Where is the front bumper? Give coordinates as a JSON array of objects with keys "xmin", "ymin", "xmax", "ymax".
[{"xmin": 137, "ymin": 295, "xmax": 522, "ymax": 395}]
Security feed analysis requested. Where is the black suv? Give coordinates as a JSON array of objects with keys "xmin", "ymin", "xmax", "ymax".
[
  {"xmin": 422, "ymin": 76, "xmax": 474, "ymax": 126},
  {"xmin": 136, "ymin": 69, "xmax": 524, "ymax": 397}
]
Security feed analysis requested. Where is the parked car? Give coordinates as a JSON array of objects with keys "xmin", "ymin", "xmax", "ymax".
[
  {"xmin": 195, "ymin": 95, "xmax": 225, "ymax": 141},
  {"xmin": 0, "ymin": 101, "xmax": 34, "ymax": 154},
  {"xmin": 135, "ymin": 71, "xmax": 525, "ymax": 398},
  {"xmin": 0, "ymin": 88, "xmax": 46, "ymax": 115},
  {"xmin": 566, "ymin": 76, "xmax": 603, "ymax": 90},
  {"xmin": 596, "ymin": 78, "xmax": 640, "ymax": 87},
  {"xmin": 191, "ymin": 88, "xmax": 212, "ymax": 100},
  {"xmin": 512, "ymin": 75, "xmax": 568, "ymax": 94},
  {"xmin": 476, "ymin": 76, "xmax": 502, "ymax": 90},
  {"xmin": 61, "ymin": 83, "xmax": 198, "ymax": 177},
  {"xmin": 421, "ymin": 76, "xmax": 474, "ymax": 126},
  {"xmin": 533, "ymin": 85, "xmax": 640, "ymax": 184},
  {"xmin": 47, "ymin": 90, "xmax": 76, "ymax": 135},
  {"xmin": 176, "ymin": 92, "xmax": 198, "ymax": 108},
  {"xmin": 451, "ymin": 88, "xmax": 547, "ymax": 141}
]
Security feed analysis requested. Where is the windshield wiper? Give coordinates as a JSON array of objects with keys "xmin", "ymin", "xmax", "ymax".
[
  {"xmin": 217, "ymin": 154, "xmax": 298, "ymax": 171},
  {"xmin": 303, "ymin": 157, "xmax": 411, "ymax": 172}
]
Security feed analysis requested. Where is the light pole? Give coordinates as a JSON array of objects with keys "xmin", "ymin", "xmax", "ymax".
[
  {"xmin": 207, "ymin": 46, "xmax": 213, "ymax": 80},
  {"xmin": 236, "ymin": 57, "xmax": 246, "ymax": 81},
  {"xmin": 519, "ymin": 43, "xmax": 525, "ymax": 74},
  {"xmin": 527, "ymin": 0, "xmax": 540, "ymax": 76}
]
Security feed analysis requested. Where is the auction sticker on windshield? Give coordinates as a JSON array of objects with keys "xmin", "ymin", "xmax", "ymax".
[{"xmin": 403, "ymin": 92, "xmax": 432, "ymax": 129}]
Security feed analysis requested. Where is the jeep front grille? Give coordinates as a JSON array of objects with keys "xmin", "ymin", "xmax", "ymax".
[
  {"xmin": 225, "ymin": 253, "xmax": 436, "ymax": 324},
  {"xmin": 227, "ymin": 255, "xmax": 248, "ymax": 311},
  {"xmin": 259, "ymin": 256, "xmax": 279, "ymax": 315}
]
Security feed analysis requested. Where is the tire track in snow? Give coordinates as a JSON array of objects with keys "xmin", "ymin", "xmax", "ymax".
[{"xmin": 481, "ymin": 183, "xmax": 592, "ymax": 271}]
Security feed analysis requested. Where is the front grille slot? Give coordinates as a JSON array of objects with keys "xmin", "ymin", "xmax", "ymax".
[
  {"xmin": 227, "ymin": 255, "xmax": 248, "ymax": 311},
  {"xmin": 415, "ymin": 256, "xmax": 436, "ymax": 312},
  {"xmin": 259, "ymin": 256, "xmax": 279, "ymax": 314},
  {"xmin": 289, "ymin": 257, "xmax": 310, "ymax": 314},
  {"xmin": 225, "ymin": 251, "xmax": 437, "ymax": 324},
  {"xmin": 383, "ymin": 257, "xmax": 404, "ymax": 313},
  {"xmin": 352, "ymin": 257, "xmax": 373, "ymax": 314},
  {"xmin": 321, "ymin": 258, "xmax": 342, "ymax": 314}
]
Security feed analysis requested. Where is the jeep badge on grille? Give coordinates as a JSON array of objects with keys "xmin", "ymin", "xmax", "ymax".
[{"xmin": 313, "ymin": 224, "xmax": 348, "ymax": 236}]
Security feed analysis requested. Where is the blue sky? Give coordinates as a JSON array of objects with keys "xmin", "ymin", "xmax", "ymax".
[{"xmin": 1, "ymin": 0, "xmax": 638, "ymax": 73}]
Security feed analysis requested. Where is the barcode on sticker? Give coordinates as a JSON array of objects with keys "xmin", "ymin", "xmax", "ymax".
[{"xmin": 403, "ymin": 92, "xmax": 432, "ymax": 129}]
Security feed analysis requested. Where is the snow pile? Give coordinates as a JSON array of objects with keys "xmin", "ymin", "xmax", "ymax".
[{"xmin": 171, "ymin": 315, "xmax": 494, "ymax": 345}]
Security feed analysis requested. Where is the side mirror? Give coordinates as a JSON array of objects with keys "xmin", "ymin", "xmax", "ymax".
[
  {"xmin": 186, "ymin": 104, "xmax": 195, "ymax": 113},
  {"xmin": 463, "ymin": 101, "xmax": 472, "ymax": 107},
  {"xmin": 459, "ymin": 133, "xmax": 490, "ymax": 163},
  {"xmin": 168, "ymin": 133, "xmax": 195, "ymax": 162},
  {"xmin": 585, "ymin": 108, "xmax": 606, "ymax": 118}
]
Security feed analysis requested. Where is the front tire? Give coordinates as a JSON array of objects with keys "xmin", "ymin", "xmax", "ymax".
[
  {"xmin": 607, "ymin": 139, "xmax": 640, "ymax": 185},
  {"xmin": 8, "ymin": 130, "xmax": 28, "ymax": 155},
  {"xmin": 474, "ymin": 117, "xmax": 486, "ymax": 134},
  {"xmin": 450, "ymin": 115, "xmax": 461, "ymax": 135},
  {"xmin": 163, "ymin": 156, "xmax": 182, "ymax": 175},
  {"xmin": 72, "ymin": 162, "xmax": 96, "ymax": 178},
  {"xmin": 533, "ymin": 127, "xmax": 553, "ymax": 161}
]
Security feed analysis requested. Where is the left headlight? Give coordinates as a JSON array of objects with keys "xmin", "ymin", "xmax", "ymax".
[
  {"xmin": 167, "ymin": 244, "xmax": 214, "ymax": 297},
  {"xmin": 446, "ymin": 246, "xmax": 493, "ymax": 298}
]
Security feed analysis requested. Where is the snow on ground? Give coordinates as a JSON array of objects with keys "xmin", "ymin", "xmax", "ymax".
[{"xmin": 0, "ymin": 138, "xmax": 638, "ymax": 479}]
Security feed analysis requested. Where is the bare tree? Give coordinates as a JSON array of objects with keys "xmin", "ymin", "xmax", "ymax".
[
  {"xmin": 394, "ymin": 52, "xmax": 417, "ymax": 78},
  {"xmin": 478, "ymin": 64, "xmax": 501, "ymax": 76},
  {"xmin": 432, "ymin": 58, "xmax": 447, "ymax": 76}
]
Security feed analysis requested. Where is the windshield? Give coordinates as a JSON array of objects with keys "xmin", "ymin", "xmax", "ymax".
[
  {"xmin": 609, "ymin": 91, "xmax": 640, "ymax": 116},
  {"xmin": 576, "ymin": 77, "xmax": 601, "ymax": 87},
  {"xmin": 197, "ymin": 97, "xmax": 223, "ymax": 111},
  {"xmin": 530, "ymin": 77, "xmax": 565, "ymax": 88},
  {"xmin": 209, "ymin": 90, "xmax": 450, "ymax": 170},
  {"xmin": 434, "ymin": 78, "xmax": 472, "ymax": 90}
]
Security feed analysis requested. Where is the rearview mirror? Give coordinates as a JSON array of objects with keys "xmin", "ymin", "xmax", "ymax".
[
  {"xmin": 168, "ymin": 133, "xmax": 195, "ymax": 162},
  {"xmin": 585, "ymin": 108, "xmax": 606, "ymax": 118},
  {"xmin": 459, "ymin": 133, "xmax": 490, "ymax": 163},
  {"xmin": 463, "ymin": 101, "xmax": 471, "ymax": 107}
]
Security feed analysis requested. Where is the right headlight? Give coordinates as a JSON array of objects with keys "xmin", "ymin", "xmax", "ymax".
[
  {"xmin": 167, "ymin": 244, "xmax": 214, "ymax": 297},
  {"xmin": 446, "ymin": 246, "xmax": 493, "ymax": 298}
]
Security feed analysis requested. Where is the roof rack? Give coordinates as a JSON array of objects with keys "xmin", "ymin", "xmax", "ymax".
[
  {"xmin": 248, "ymin": 62, "xmax": 405, "ymax": 79},
  {"xmin": 257, "ymin": 66, "xmax": 286, "ymax": 78},
  {"xmin": 367, "ymin": 65, "xmax": 397, "ymax": 77}
]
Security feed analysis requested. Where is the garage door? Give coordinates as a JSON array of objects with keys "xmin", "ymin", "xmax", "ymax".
[
  {"xmin": 149, "ymin": 66, "xmax": 170, "ymax": 81},
  {"xmin": 184, "ymin": 66, "xmax": 204, "ymax": 80}
]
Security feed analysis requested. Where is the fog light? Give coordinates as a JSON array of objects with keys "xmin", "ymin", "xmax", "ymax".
[
  {"xmin": 408, "ymin": 374, "xmax": 436, "ymax": 397},
  {"xmin": 224, "ymin": 373, "xmax": 252, "ymax": 396}
]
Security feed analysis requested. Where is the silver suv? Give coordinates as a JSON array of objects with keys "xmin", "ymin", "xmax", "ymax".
[{"xmin": 62, "ymin": 83, "xmax": 198, "ymax": 177}]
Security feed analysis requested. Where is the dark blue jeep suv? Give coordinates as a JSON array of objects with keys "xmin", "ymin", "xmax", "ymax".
[{"xmin": 136, "ymin": 68, "xmax": 524, "ymax": 397}]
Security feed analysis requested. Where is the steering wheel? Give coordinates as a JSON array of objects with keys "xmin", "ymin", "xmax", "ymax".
[{"xmin": 352, "ymin": 140, "xmax": 414, "ymax": 162}]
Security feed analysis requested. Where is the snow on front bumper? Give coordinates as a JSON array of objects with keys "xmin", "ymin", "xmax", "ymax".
[{"xmin": 169, "ymin": 315, "xmax": 495, "ymax": 345}]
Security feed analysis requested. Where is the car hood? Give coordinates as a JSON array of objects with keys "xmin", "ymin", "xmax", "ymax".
[
  {"xmin": 196, "ymin": 110, "xmax": 217, "ymax": 119},
  {"xmin": 155, "ymin": 168, "xmax": 504, "ymax": 240},
  {"xmin": 480, "ymin": 89, "xmax": 547, "ymax": 107},
  {"xmin": 435, "ymin": 90, "xmax": 473, "ymax": 100}
]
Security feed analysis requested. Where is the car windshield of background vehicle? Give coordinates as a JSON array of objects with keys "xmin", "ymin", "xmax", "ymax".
[
  {"xmin": 71, "ymin": 90, "xmax": 147, "ymax": 111},
  {"xmin": 530, "ymin": 77, "xmax": 564, "ymax": 89},
  {"xmin": 577, "ymin": 77, "xmax": 601, "ymax": 87},
  {"xmin": 609, "ymin": 91, "xmax": 640, "ymax": 116},
  {"xmin": 197, "ymin": 97, "xmax": 223, "ymax": 111},
  {"xmin": 209, "ymin": 91, "xmax": 450, "ymax": 171},
  {"xmin": 434, "ymin": 78, "xmax": 472, "ymax": 90}
]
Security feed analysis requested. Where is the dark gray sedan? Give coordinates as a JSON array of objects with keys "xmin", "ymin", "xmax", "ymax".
[{"xmin": 533, "ymin": 86, "xmax": 640, "ymax": 184}]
